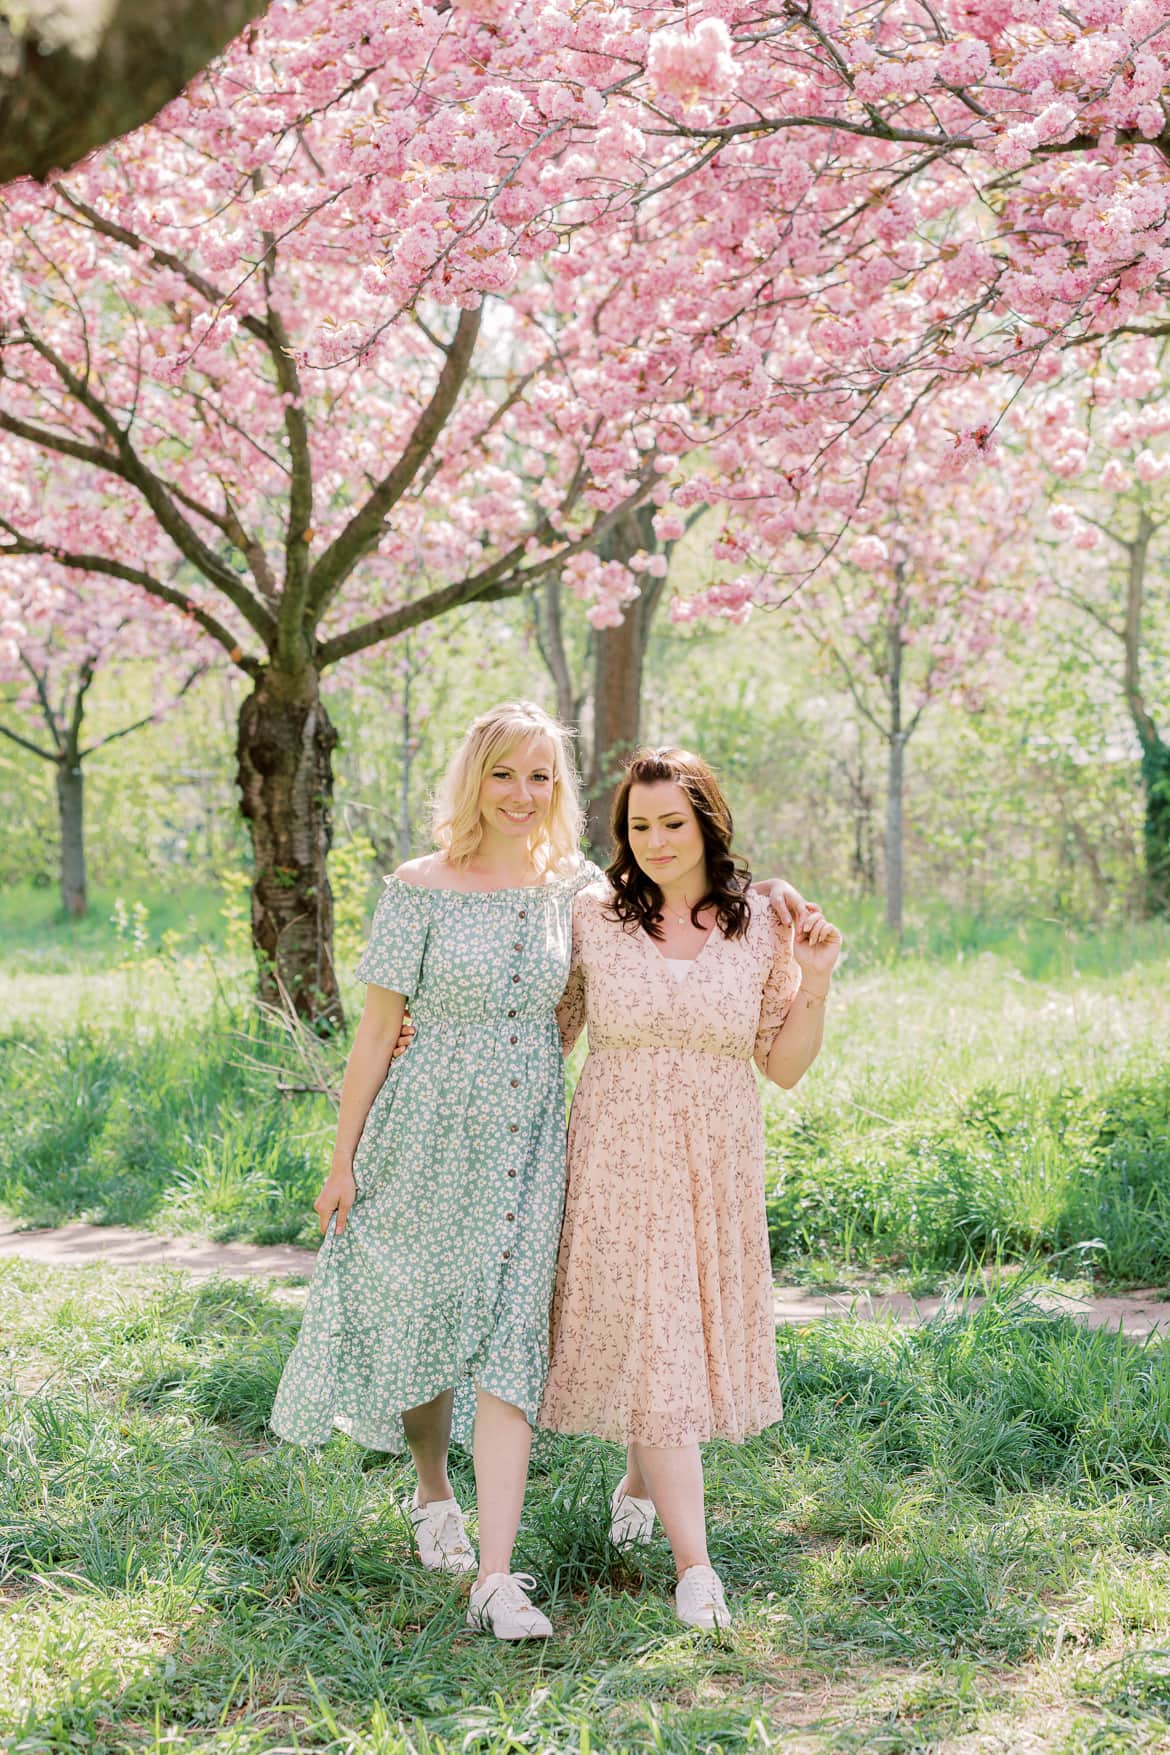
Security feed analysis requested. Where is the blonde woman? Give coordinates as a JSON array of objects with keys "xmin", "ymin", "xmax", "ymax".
[
  {"xmin": 273, "ymin": 706, "xmax": 815, "ymax": 1642},
  {"xmin": 271, "ymin": 701, "xmax": 601, "ymax": 1640}
]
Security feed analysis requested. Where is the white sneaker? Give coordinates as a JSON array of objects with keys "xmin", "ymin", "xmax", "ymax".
[
  {"xmin": 675, "ymin": 1565, "xmax": 731, "ymax": 1630},
  {"xmin": 408, "ymin": 1491, "xmax": 476, "ymax": 1574},
  {"xmin": 610, "ymin": 1477, "xmax": 656, "ymax": 1548},
  {"xmin": 467, "ymin": 1571, "xmax": 553, "ymax": 1640}
]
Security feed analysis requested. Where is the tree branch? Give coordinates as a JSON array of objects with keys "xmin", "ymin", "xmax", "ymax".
[
  {"xmin": 0, "ymin": 720, "xmax": 59, "ymax": 762},
  {"xmin": 18, "ymin": 327, "xmax": 278, "ymax": 647},
  {"xmin": 317, "ymin": 471, "xmax": 659, "ymax": 668},
  {"xmin": 80, "ymin": 663, "xmax": 210, "ymax": 756},
  {"xmin": 306, "ymin": 305, "xmax": 483, "ymax": 620},
  {"xmin": 0, "ymin": 526, "xmax": 260, "ymax": 673}
]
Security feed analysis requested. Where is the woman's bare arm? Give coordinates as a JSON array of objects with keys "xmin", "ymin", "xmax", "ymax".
[{"xmin": 314, "ymin": 984, "xmax": 406, "ymax": 1236}]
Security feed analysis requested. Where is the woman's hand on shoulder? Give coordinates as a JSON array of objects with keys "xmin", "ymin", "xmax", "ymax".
[{"xmin": 754, "ymin": 875, "xmax": 824, "ymax": 934}]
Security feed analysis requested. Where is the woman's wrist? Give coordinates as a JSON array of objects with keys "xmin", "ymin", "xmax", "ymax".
[{"xmin": 796, "ymin": 975, "xmax": 832, "ymax": 1001}]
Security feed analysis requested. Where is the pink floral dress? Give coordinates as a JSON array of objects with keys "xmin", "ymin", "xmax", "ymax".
[{"xmin": 540, "ymin": 882, "xmax": 801, "ymax": 1448}]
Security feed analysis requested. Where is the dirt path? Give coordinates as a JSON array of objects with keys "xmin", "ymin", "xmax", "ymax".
[{"xmin": 3, "ymin": 1219, "xmax": 1169, "ymax": 1335}]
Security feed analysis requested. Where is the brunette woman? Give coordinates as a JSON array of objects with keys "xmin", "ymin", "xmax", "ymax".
[{"xmin": 541, "ymin": 748, "xmax": 842, "ymax": 1629}]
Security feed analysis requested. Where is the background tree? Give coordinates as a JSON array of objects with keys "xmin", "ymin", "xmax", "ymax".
[
  {"xmin": 0, "ymin": 562, "xmax": 209, "ymax": 915},
  {"xmin": 1033, "ymin": 341, "xmax": 1170, "ymax": 912},
  {"xmin": 669, "ymin": 396, "xmax": 1038, "ymax": 937},
  {"xmin": 0, "ymin": 61, "xmax": 690, "ymax": 1020}
]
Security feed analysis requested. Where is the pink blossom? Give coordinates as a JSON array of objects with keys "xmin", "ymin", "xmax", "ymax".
[
  {"xmin": 851, "ymin": 536, "xmax": 889, "ymax": 570},
  {"xmin": 1134, "ymin": 449, "xmax": 1168, "ymax": 482},
  {"xmin": 647, "ymin": 19, "xmax": 736, "ymax": 106}
]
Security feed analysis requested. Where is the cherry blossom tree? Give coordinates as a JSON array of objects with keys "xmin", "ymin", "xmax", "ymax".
[
  {"xmin": 0, "ymin": 562, "xmax": 209, "ymax": 915},
  {"xmin": 532, "ymin": 504, "xmax": 706, "ymax": 855},
  {"xmin": 0, "ymin": 46, "xmax": 683, "ymax": 1022},
  {"xmin": 5, "ymin": 0, "xmax": 1170, "ymax": 1001},
  {"xmin": 1034, "ymin": 340, "xmax": 1170, "ymax": 912},
  {"xmin": 664, "ymin": 394, "xmax": 1039, "ymax": 937},
  {"xmin": 188, "ymin": 0, "xmax": 1170, "ymax": 563}
]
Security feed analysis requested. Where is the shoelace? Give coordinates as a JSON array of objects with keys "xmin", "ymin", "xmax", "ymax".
[
  {"xmin": 434, "ymin": 1507, "xmax": 471, "ymax": 1555},
  {"xmin": 485, "ymin": 1571, "xmax": 540, "ymax": 1611},
  {"xmin": 681, "ymin": 1569, "xmax": 725, "ymax": 1608}
]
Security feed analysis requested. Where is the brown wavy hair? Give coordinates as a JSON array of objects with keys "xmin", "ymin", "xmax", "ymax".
[{"xmin": 605, "ymin": 747, "xmax": 753, "ymax": 942}]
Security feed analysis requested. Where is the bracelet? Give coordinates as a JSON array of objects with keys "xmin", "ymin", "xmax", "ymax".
[{"xmin": 797, "ymin": 984, "xmax": 830, "ymax": 1004}]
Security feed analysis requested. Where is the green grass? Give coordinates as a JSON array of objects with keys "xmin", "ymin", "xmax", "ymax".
[
  {"xmin": 0, "ymin": 880, "xmax": 226, "ymax": 972},
  {"xmin": 5, "ymin": 1264, "xmax": 1170, "ymax": 1753},
  {"xmin": 4, "ymin": 910, "xmax": 1167, "ymax": 1287},
  {"xmin": 0, "ymin": 1019, "xmax": 334, "ymax": 1243}
]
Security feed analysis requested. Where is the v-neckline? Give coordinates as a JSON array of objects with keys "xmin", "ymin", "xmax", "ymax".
[{"xmin": 643, "ymin": 925, "xmax": 717, "ymax": 982}]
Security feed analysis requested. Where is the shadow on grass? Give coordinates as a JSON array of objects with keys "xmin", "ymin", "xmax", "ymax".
[{"xmin": 6, "ymin": 1272, "xmax": 1170, "ymax": 1751}]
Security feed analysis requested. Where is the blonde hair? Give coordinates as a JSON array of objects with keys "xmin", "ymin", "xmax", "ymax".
[{"xmin": 432, "ymin": 700, "xmax": 583, "ymax": 872}]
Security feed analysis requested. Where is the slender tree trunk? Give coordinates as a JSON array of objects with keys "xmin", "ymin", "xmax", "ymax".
[
  {"xmin": 884, "ymin": 579, "xmax": 906, "ymax": 939},
  {"xmin": 1121, "ymin": 512, "xmax": 1169, "ymax": 916},
  {"xmin": 236, "ymin": 663, "xmax": 342, "ymax": 1026},
  {"xmin": 1139, "ymin": 735, "xmax": 1170, "ymax": 915},
  {"xmin": 586, "ymin": 505, "xmax": 664, "ymax": 860},
  {"xmin": 885, "ymin": 733, "xmax": 906, "ymax": 938},
  {"xmin": 55, "ymin": 750, "xmax": 87, "ymax": 918}
]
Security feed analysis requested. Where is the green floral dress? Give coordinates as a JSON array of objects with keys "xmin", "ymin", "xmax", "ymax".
[{"xmin": 270, "ymin": 860, "xmax": 598, "ymax": 1452}]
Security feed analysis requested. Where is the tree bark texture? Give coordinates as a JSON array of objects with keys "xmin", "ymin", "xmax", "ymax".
[
  {"xmin": 55, "ymin": 752, "xmax": 86, "ymax": 917},
  {"xmin": 0, "ymin": 0, "xmax": 268, "ymax": 184},
  {"xmin": 585, "ymin": 505, "xmax": 664, "ymax": 861},
  {"xmin": 1140, "ymin": 735, "xmax": 1170, "ymax": 916},
  {"xmin": 236, "ymin": 665, "xmax": 342, "ymax": 1026},
  {"xmin": 1120, "ymin": 512, "xmax": 1169, "ymax": 916}
]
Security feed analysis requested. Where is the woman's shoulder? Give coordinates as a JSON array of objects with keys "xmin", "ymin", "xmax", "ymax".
[
  {"xmin": 379, "ymin": 855, "xmax": 441, "ymax": 899},
  {"xmin": 571, "ymin": 872, "xmax": 617, "ymax": 920}
]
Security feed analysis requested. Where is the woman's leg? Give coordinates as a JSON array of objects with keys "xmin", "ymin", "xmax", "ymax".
[
  {"xmin": 402, "ymin": 1388, "xmax": 455, "ymax": 1504},
  {"xmin": 624, "ymin": 1444, "xmax": 650, "ymax": 1500},
  {"xmin": 472, "ymin": 1387, "xmax": 532, "ymax": 1581},
  {"xmin": 628, "ymin": 1441, "xmax": 709, "ymax": 1575}
]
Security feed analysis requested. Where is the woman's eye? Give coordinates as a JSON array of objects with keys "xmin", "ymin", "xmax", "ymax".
[{"xmin": 665, "ymin": 821, "xmax": 684, "ymax": 829}]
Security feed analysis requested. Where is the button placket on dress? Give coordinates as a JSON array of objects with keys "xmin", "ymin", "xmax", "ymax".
[{"xmin": 501, "ymin": 901, "xmax": 527, "ymax": 1265}]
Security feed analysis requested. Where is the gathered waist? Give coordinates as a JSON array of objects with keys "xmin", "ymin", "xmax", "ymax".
[
  {"xmin": 411, "ymin": 1016, "xmax": 557, "ymax": 1033},
  {"xmin": 585, "ymin": 1044, "xmax": 753, "ymax": 1063}
]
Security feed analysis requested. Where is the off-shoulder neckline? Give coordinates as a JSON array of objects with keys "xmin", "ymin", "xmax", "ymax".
[{"xmin": 382, "ymin": 862, "xmax": 591, "ymax": 899}]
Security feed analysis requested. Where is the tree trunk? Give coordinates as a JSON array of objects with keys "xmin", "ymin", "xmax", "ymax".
[
  {"xmin": 398, "ymin": 644, "xmax": 414, "ymax": 864},
  {"xmin": 586, "ymin": 505, "xmax": 664, "ymax": 860},
  {"xmin": 1, "ymin": 0, "xmax": 269, "ymax": 184},
  {"xmin": 884, "ymin": 579, "xmax": 906, "ymax": 940},
  {"xmin": 56, "ymin": 753, "xmax": 87, "ymax": 918},
  {"xmin": 236, "ymin": 664, "xmax": 342, "ymax": 1027},
  {"xmin": 1140, "ymin": 734, "xmax": 1170, "ymax": 916},
  {"xmin": 1121, "ymin": 512, "xmax": 1169, "ymax": 917},
  {"xmin": 885, "ymin": 733, "xmax": 905, "ymax": 938},
  {"xmin": 588, "ymin": 602, "xmax": 648, "ymax": 860}
]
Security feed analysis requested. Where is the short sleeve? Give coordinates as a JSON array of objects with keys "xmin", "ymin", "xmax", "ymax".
[
  {"xmin": 570, "ymin": 855, "xmax": 605, "ymax": 894},
  {"xmin": 354, "ymin": 877, "xmax": 429, "ymax": 997},
  {"xmin": 753, "ymin": 904, "xmax": 801, "ymax": 1072},
  {"xmin": 556, "ymin": 878, "xmax": 596, "ymax": 1053}
]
